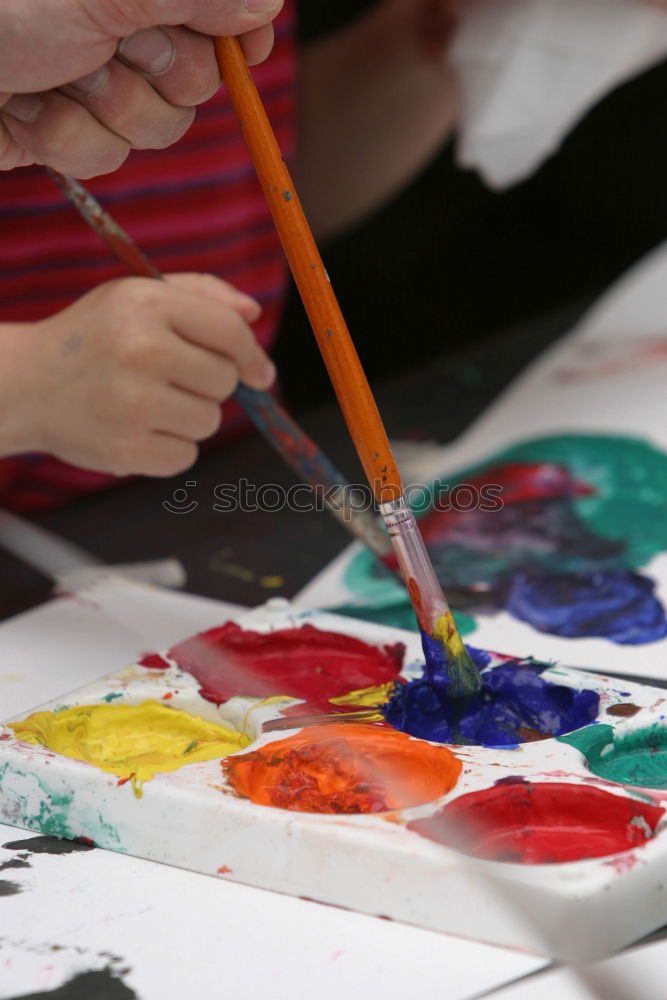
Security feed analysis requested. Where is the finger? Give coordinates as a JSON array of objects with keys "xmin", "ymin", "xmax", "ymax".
[
  {"xmin": 0, "ymin": 90, "xmax": 129, "ymax": 178},
  {"xmin": 118, "ymin": 26, "xmax": 220, "ymax": 107},
  {"xmin": 149, "ymin": 385, "xmax": 223, "ymax": 440},
  {"xmin": 239, "ymin": 24, "xmax": 276, "ymax": 67},
  {"xmin": 0, "ymin": 120, "xmax": 38, "ymax": 170},
  {"xmin": 158, "ymin": 334, "xmax": 240, "ymax": 401},
  {"xmin": 164, "ymin": 273, "xmax": 262, "ymax": 324},
  {"xmin": 62, "ymin": 58, "xmax": 195, "ymax": 150},
  {"xmin": 140, "ymin": 435, "xmax": 199, "ymax": 478},
  {"xmin": 163, "ymin": 289, "xmax": 276, "ymax": 390},
  {"xmin": 85, "ymin": 1, "xmax": 285, "ymax": 39}
]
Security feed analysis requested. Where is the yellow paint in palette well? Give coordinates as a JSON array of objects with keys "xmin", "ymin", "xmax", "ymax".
[{"xmin": 10, "ymin": 700, "xmax": 251, "ymax": 797}]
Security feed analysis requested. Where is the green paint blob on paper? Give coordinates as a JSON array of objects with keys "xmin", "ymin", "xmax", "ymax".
[
  {"xmin": 559, "ymin": 722, "xmax": 667, "ymax": 789},
  {"xmin": 341, "ymin": 433, "xmax": 667, "ymax": 641}
]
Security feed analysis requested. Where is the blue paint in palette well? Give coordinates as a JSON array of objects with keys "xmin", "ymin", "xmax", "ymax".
[{"xmin": 382, "ymin": 649, "xmax": 600, "ymax": 747}]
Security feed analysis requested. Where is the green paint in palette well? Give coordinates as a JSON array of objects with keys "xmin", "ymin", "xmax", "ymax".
[
  {"xmin": 341, "ymin": 433, "xmax": 667, "ymax": 638},
  {"xmin": 559, "ymin": 723, "xmax": 667, "ymax": 789}
]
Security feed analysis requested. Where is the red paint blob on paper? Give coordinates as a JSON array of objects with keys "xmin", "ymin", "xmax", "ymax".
[
  {"xmin": 408, "ymin": 782, "xmax": 664, "ymax": 864},
  {"xmin": 223, "ymin": 723, "xmax": 461, "ymax": 814},
  {"xmin": 166, "ymin": 622, "xmax": 405, "ymax": 710},
  {"xmin": 161, "ymin": 692, "xmax": 173, "ymax": 700},
  {"xmin": 217, "ymin": 865, "xmax": 232, "ymax": 874}
]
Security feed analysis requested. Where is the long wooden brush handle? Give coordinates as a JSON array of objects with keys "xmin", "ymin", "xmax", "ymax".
[{"xmin": 214, "ymin": 36, "xmax": 402, "ymax": 504}]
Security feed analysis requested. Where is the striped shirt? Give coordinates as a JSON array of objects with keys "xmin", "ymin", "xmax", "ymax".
[{"xmin": 0, "ymin": 3, "xmax": 296, "ymax": 513}]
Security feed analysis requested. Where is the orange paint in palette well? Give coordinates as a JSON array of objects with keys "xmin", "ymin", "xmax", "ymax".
[{"xmin": 222, "ymin": 723, "xmax": 462, "ymax": 814}]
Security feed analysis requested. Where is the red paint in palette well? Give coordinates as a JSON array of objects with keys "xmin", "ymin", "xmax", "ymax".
[
  {"xmin": 408, "ymin": 782, "xmax": 665, "ymax": 864},
  {"xmin": 162, "ymin": 622, "xmax": 405, "ymax": 710}
]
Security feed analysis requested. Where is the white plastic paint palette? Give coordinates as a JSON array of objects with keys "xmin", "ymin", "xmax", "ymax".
[{"xmin": 2, "ymin": 599, "xmax": 667, "ymax": 962}]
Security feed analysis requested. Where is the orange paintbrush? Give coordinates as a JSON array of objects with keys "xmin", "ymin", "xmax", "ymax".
[{"xmin": 214, "ymin": 37, "xmax": 480, "ymax": 698}]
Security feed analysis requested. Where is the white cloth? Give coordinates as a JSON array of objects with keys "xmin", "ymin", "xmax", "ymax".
[{"xmin": 450, "ymin": 0, "xmax": 667, "ymax": 187}]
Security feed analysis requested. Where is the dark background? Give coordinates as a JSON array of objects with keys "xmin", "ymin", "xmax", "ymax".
[{"xmin": 276, "ymin": 0, "xmax": 667, "ymax": 407}]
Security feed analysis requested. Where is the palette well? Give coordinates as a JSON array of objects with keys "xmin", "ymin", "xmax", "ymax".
[{"xmin": 2, "ymin": 599, "xmax": 667, "ymax": 962}]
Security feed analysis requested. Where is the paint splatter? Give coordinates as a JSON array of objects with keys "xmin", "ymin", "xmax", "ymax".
[
  {"xmin": 4, "ymin": 968, "xmax": 137, "ymax": 1000},
  {"xmin": 606, "ymin": 703, "xmax": 641, "ymax": 718},
  {"xmin": 165, "ymin": 622, "xmax": 405, "ymax": 712},
  {"xmin": 382, "ymin": 653, "xmax": 599, "ymax": 747},
  {"xmin": 2, "ymin": 836, "xmax": 93, "ymax": 855},
  {"xmin": 9, "ymin": 701, "xmax": 250, "ymax": 797},
  {"xmin": 559, "ymin": 723, "xmax": 667, "ymax": 789},
  {"xmin": 138, "ymin": 652, "xmax": 170, "ymax": 670},
  {"xmin": 0, "ymin": 879, "xmax": 22, "ymax": 896},
  {"xmin": 0, "ymin": 858, "xmax": 30, "ymax": 872},
  {"xmin": 223, "ymin": 723, "xmax": 461, "ymax": 813},
  {"xmin": 343, "ymin": 434, "xmax": 667, "ymax": 645},
  {"xmin": 408, "ymin": 782, "xmax": 664, "ymax": 863}
]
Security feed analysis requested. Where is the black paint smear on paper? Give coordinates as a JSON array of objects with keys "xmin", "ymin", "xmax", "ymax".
[
  {"xmin": 0, "ymin": 858, "xmax": 30, "ymax": 873},
  {"xmin": 0, "ymin": 880, "xmax": 22, "ymax": 896},
  {"xmin": 2, "ymin": 837, "xmax": 93, "ymax": 856},
  {"xmin": 4, "ymin": 969, "xmax": 136, "ymax": 1000}
]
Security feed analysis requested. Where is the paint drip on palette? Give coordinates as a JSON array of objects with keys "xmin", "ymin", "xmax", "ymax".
[
  {"xmin": 342, "ymin": 434, "xmax": 667, "ymax": 644},
  {"xmin": 143, "ymin": 622, "xmax": 406, "ymax": 712},
  {"xmin": 9, "ymin": 701, "xmax": 250, "ymax": 796},
  {"xmin": 223, "ymin": 723, "xmax": 461, "ymax": 813}
]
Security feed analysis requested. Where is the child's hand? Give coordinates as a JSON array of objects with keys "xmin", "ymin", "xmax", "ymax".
[
  {"xmin": 0, "ymin": 273, "xmax": 275, "ymax": 477},
  {"xmin": 0, "ymin": 0, "xmax": 283, "ymax": 177}
]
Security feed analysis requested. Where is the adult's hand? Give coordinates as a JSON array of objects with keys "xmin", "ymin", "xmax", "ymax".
[{"xmin": 0, "ymin": 0, "xmax": 283, "ymax": 177}]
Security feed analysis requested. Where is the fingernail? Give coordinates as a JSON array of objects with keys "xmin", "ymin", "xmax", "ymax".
[
  {"xmin": 119, "ymin": 28, "xmax": 175, "ymax": 75},
  {"xmin": 238, "ymin": 294, "xmax": 262, "ymax": 317},
  {"xmin": 69, "ymin": 65, "xmax": 109, "ymax": 95},
  {"xmin": 3, "ymin": 93, "xmax": 43, "ymax": 123},
  {"xmin": 258, "ymin": 360, "xmax": 276, "ymax": 387},
  {"xmin": 244, "ymin": 0, "xmax": 283, "ymax": 13}
]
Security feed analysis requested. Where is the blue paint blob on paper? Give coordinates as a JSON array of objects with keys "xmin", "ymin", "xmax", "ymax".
[
  {"xmin": 507, "ymin": 570, "xmax": 667, "ymax": 644},
  {"xmin": 382, "ymin": 654, "xmax": 600, "ymax": 747}
]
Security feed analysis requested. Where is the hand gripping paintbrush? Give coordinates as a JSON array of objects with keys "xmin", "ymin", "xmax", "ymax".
[
  {"xmin": 46, "ymin": 169, "xmax": 390, "ymax": 565},
  {"xmin": 214, "ymin": 37, "xmax": 481, "ymax": 698}
]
